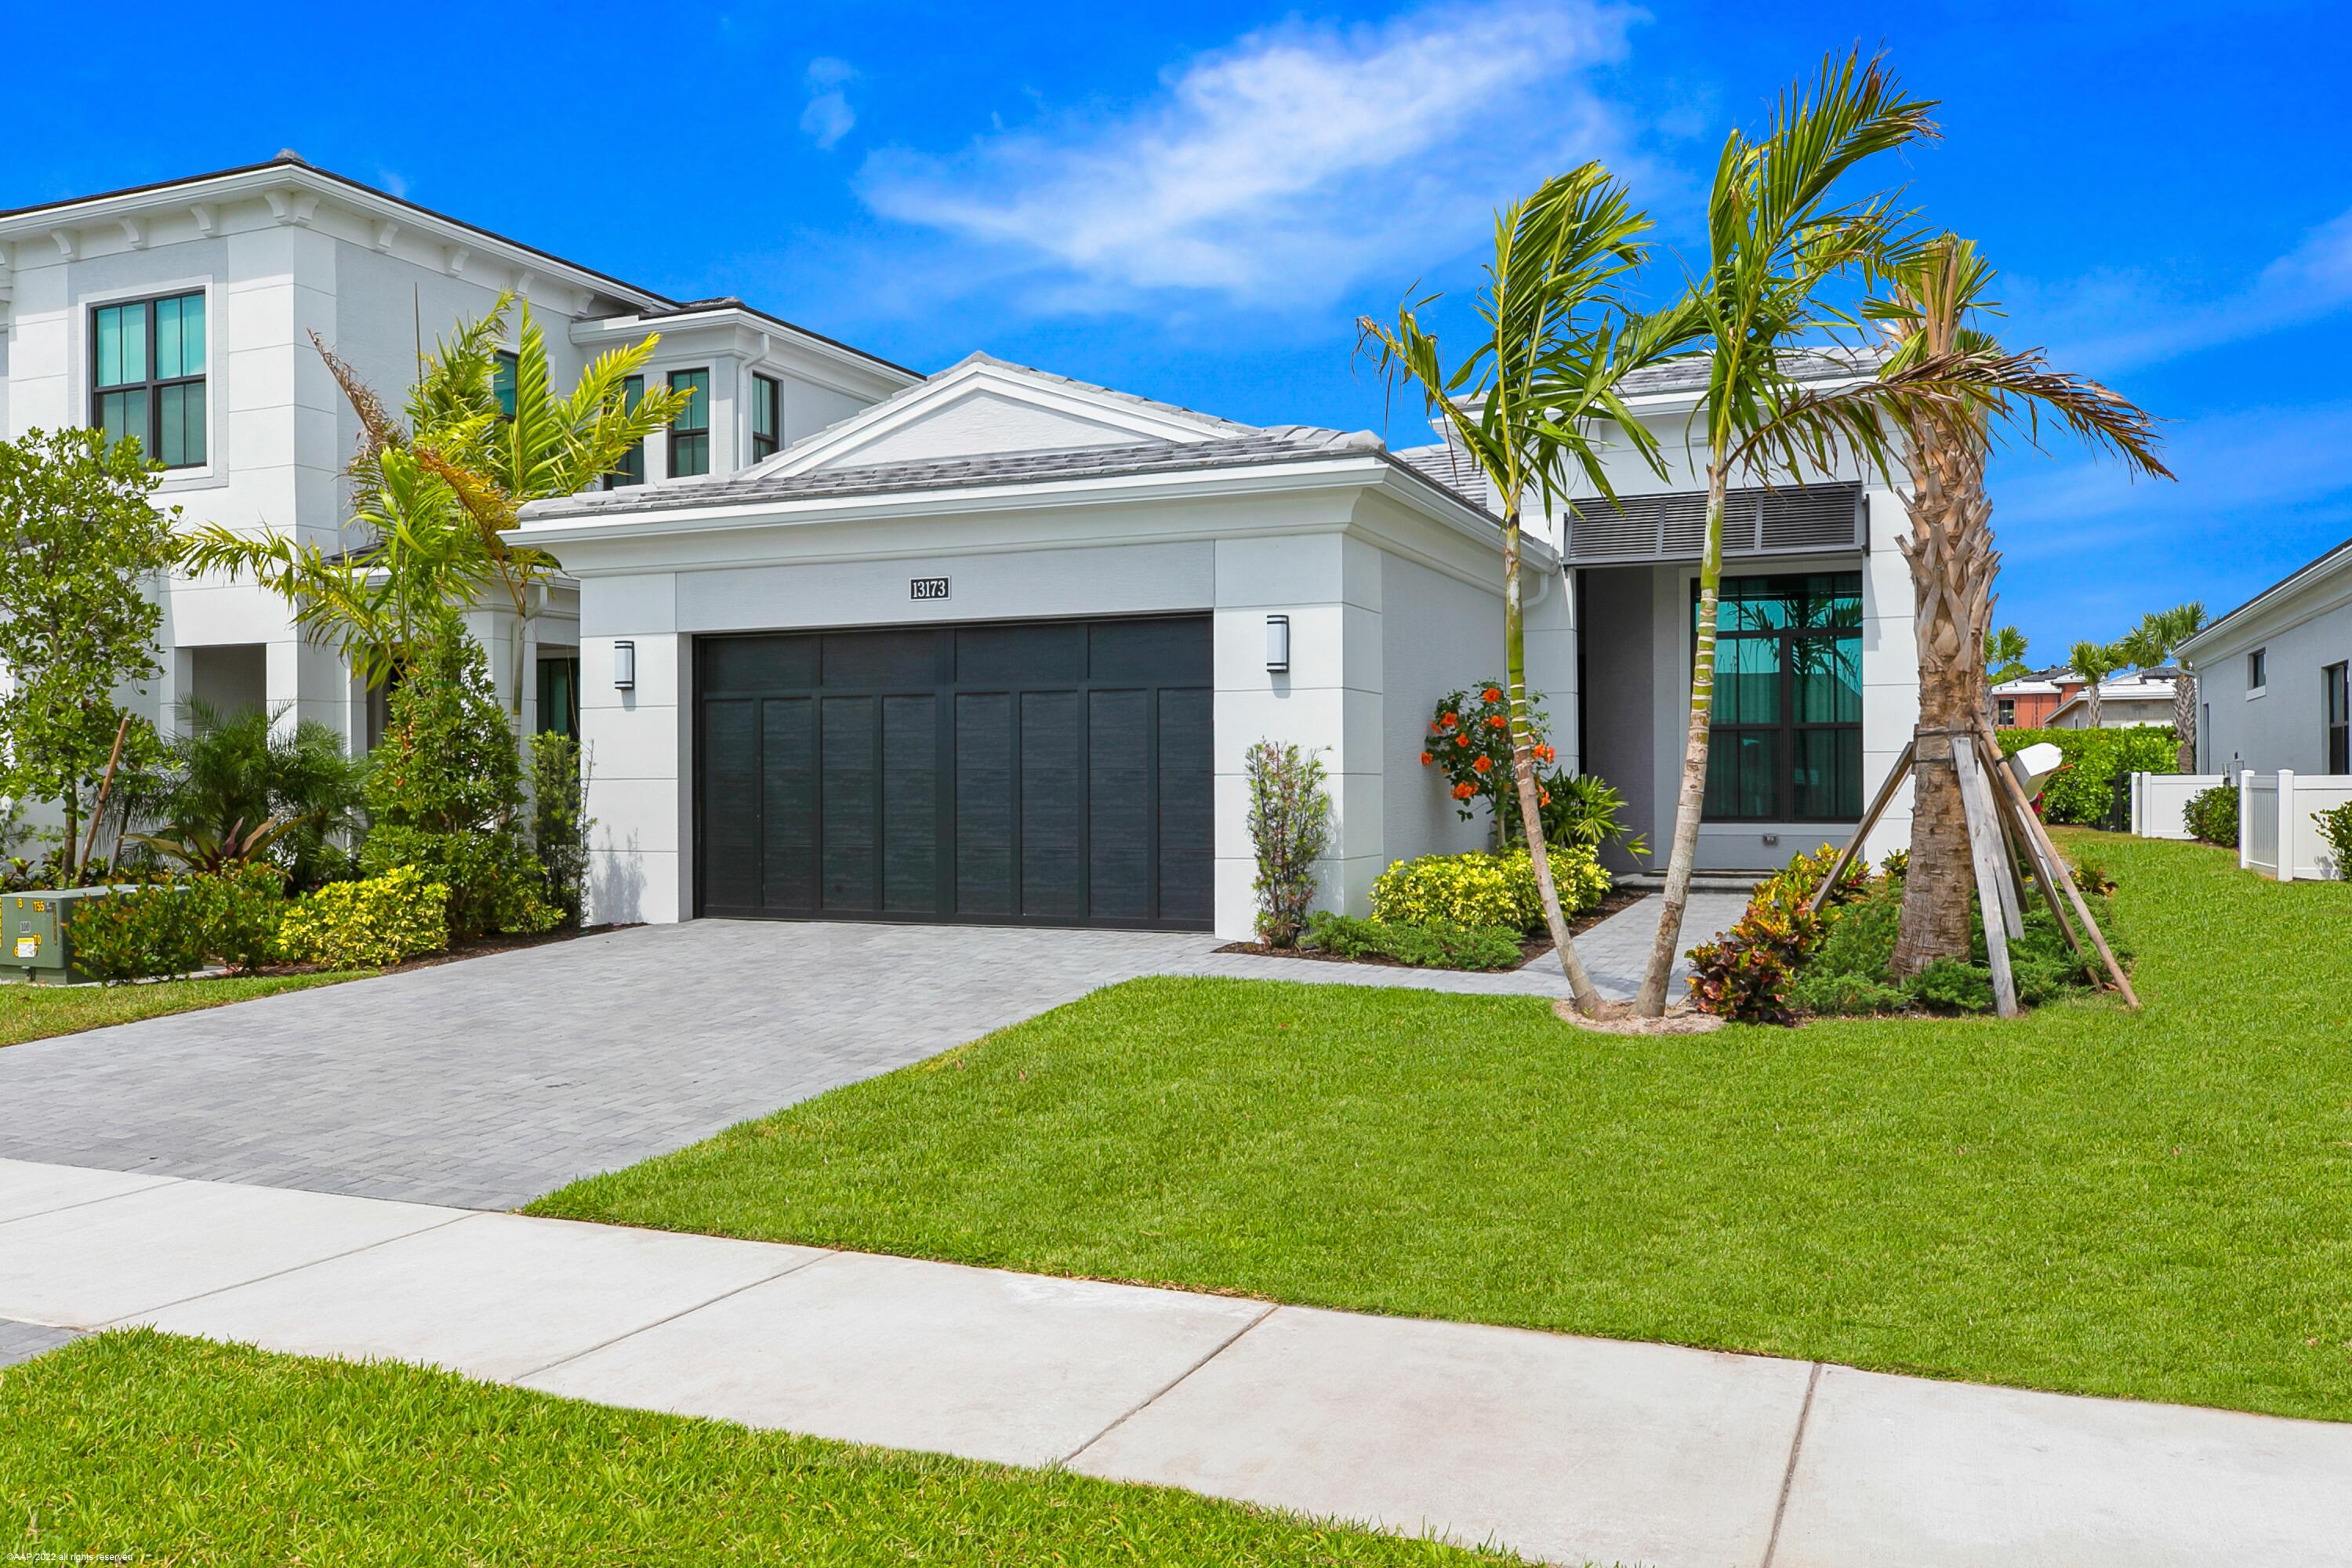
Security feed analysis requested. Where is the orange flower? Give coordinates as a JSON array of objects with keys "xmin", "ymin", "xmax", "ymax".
[
  {"xmin": 1454, "ymin": 734, "xmax": 1470, "ymax": 748},
  {"xmin": 1534, "ymin": 743, "xmax": 1555, "ymax": 762},
  {"xmin": 1481, "ymin": 687, "xmax": 1502, "ymax": 703},
  {"xmin": 1451, "ymin": 782, "xmax": 1476, "ymax": 800},
  {"xmin": 1488, "ymin": 714, "xmax": 1508, "ymax": 729},
  {"xmin": 1418, "ymin": 750, "xmax": 1432, "ymax": 766},
  {"xmin": 1472, "ymin": 755, "xmax": 1492, "ymax": 774},
  {"xmin": 1439, "ymin": 713, "xmax": 1458, "ymax": 729},
  {"xmin": 1539, "ymin": 789, "xmax": 1552, "ymax": 805}
]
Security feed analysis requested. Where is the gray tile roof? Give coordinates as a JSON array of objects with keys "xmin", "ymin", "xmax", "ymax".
[
  {"xmin": 1616, "ymin": 346, "xmax": 1882, "ymax": 396},
  {"xmin": 523, "ymin": 427, "xmax": 1388, "ymax": 521},
  {"xmin": 1392, "ymin": 442, "xmax": 1490, "ymax": 508}
]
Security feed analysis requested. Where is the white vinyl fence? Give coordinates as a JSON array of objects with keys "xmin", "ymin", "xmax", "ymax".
[
  {"xmin": 2238, "ymin": 770, "xmax": 2352, "ymax": 881},
  {"xmin": 2130, "ymin": 772, "xmax": 2224, "ymax": 840}
]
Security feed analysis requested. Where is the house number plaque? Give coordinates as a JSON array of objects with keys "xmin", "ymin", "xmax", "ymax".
[{"xmin": 909, "ymin": 577, "xmax": 951, "ymax": 601}]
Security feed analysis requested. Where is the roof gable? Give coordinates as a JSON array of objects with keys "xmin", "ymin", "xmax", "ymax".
[{"xmin": 760, "ymin": 354, "xmax": 1256, "ymax": 479}]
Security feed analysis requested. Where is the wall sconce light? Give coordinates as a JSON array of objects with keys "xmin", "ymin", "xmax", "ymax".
[
  {"xmin": 1265, "ymin": 615, "xmax": 1290, "ymax": 673},
  {"xmin": 612, "ymin": 640, "xmax": 636, "ymax": 690}
]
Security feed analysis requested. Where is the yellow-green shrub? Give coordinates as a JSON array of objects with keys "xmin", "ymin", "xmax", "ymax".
[
  {"xmin": 1370, "ymin": 844, "xmax": 1609, "ymax": 933},
  {"xmin": 278, "ymin": 866, "xmax": 450, "ymax": 969}
]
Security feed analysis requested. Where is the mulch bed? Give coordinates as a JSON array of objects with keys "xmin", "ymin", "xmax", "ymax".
[{"xmin": 1214, "ymin": 887, "xmax": 1650, "ymax": 974}]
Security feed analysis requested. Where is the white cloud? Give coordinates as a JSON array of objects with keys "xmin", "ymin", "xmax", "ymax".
[
  {"xmin": 2019, "ymin": 205, "xmax": 2352, "ymax": 373},
  {"xmin": 801, "ymin": 57, "xmax": 858, "ymax": 150},
  {"xmin": 858, "ymin": 0, "xmax": 1642, "ymax": 309}
]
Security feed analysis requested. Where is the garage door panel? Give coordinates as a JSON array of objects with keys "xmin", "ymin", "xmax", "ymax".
[
  {"xmin": 882, "ymin": 694, "xmax": 940, "ymax": 915},
  {"xmin": 701, "ymin": 698, "xmax": 763, "ymax": 913},
  {"xmin": 821, "ymin": 696, "xmax": 878, "ymax": 910},
  {"xmin": 760, "ymin": 697, "xmax": 818, "ymax": 913},
  {"xmin": 955, "ymin": 691, "xmax": 1015, "ymax": 916},
  {"xmin": 1157, "ymin": 687, "xmax": 1214, "ymax": 926},
  {"xmin": 1087, "ymin": 688, "xmax": 1152, "ymax": 920},
  {"xmin": 700, "ymin": 619, "xmax": 1210, "ymax": 928},
  {"xmin": 1020, "ymin": 689, "xmax": 1085, "ymax": 919}
]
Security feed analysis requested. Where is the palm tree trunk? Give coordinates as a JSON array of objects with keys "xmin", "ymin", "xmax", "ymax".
[
  {"xmin": 1892, "ymin": 417, "xmax": 1997, "ymax": 975},
  {"xmin": 2173, "ymin": 668, "xmax": 2197, "ymax": 771},
  {"xmin": 2085, "ymin": 684, "xmax": 2103, "ymax": 730},
  {"xmin": 1504, "ymin": 507, "xmax": 1603, "ymax": 1013},
  {"xmin": 1635, "ymin": 463, "xmax": 1730, "ymax": 1015}
]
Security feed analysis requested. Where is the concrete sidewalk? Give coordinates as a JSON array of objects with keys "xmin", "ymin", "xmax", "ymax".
[{"xmin": 5, "ymin": 1158, "xmax": 2347, "ymax": 1567}]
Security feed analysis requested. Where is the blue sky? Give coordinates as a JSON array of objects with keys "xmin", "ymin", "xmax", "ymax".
[{"xmin": 9, "ymin": 0, "xmax": 2345, "ymax": 664}]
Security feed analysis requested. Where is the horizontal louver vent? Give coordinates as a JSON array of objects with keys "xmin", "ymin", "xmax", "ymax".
[{"xmin": 1566, "ymin": 482, "xmax": 1862, "ymax": 564}]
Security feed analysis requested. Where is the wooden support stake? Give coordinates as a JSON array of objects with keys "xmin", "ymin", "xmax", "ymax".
[
  {"xmin": 1988, "ymin": 764, "xmax": 2085, "ymax": 960},
  {"xmin": 1979, "ymin": 722, "xmax": 2140, "ymax": 1009},
  {"xmin": 1808, "ymin": 739, "xmax": 1916, "ymax": 914},
  {"xmin": 77, "ymin": 715, "xmax": 132, "ymax": 873},
  {"xmin": 1951, "ymin": 736, "xmax": 2020, "ymax": 1018}
]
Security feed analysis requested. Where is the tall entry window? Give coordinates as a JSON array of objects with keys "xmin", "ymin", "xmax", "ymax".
[
  {"xmin": 1696, "ymin": 572, "xmax": 1864, "ymax": 820},
  {"xmin": 93, "ymin": 291, "xmax": 207, "ymax": 467}
]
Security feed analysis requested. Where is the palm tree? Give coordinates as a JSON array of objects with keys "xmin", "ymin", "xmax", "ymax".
[
  {"xmin": 2119, "ymin": 602, "xmax": 2206, "ymax": 768},
  {"xmin": 1631, "ymin": 51, "xmax": 1947, "ymax": 1017},
  {"xmin": 1984, "ymin": 625, "xmax": 2031, "ymax": 685},
  {"xmin": 1359, "ymin": 164, "xmax": 1679, "ymax": 1014},
  {"xmin": 1873, "ymin": 237, "xmax": 2171, "ymax": 975},
  {"xmin": 185, "ymin": 296, "xmax": 687, "ymax": 710},
  {"xmin": 2069, "ymin": 639, "xmax": 2126, "ymax": 730}
]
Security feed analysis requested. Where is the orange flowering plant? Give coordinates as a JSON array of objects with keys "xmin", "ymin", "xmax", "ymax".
[{"xmin": 1421, "ymin": 683, "xmax": 1555, "ymax": 837}]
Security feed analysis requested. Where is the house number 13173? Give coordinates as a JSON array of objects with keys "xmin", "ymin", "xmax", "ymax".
[{"xmin": 909, "ymin": 577, "xmax": 950, "ymax": 601}]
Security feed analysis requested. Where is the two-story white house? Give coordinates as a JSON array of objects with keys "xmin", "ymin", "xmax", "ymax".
[
  {"xmin": 5, "ymin": 155, "xmax": 1918, "ymax": 940},
  {"xmin": 0, "ymin": 151, "xmax": 913, "ymax": 767}
]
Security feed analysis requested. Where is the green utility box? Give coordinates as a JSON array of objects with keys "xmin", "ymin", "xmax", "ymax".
[{"xmin": 5, "ymin": 887, "xmax": 124, "ymax": 985}]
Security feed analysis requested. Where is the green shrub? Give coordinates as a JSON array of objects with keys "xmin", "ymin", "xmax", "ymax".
[
  {"xmin": 188, "ymin": 863, "xmax": 290, "ymax": 974},
  {"xmin": 1787, "ymin": 969, "xmax": 1914, "ymax": 1015},
  {"xmin": 67, "ymin": 884, "xmax": 206, "ymax": 982},
  {"xmin": 1805, "ymin": 877, "xmax": 1904, "ymax": 982},
  {"xmin": 1537, "ymin": 771, "xmax": 1647, "ymax": 858},
  {"xmin": 1909, "ymin": 956, "xmax": 1995, "ymax": 1014},
  {"xmin": 125, "ymin": 702, "xmax": 367, "ymax": 891},
  {"xmin": 361, "ymin": 625, "xmax": 556, "ymax": 940},
  {"xmin": 278, "ymin": 865, "xmax": 450, "ymax": 969},
  {"xmin": 2000, "ymin": 727, "xmax": 2180, "ymax": 824},
  {"xmin": 1301, "ymin": 912, "xmax": 1523, "ymax": 971},
  {"xmin": 1244, "ymin": 740, "xmax": 1332, "ymax": 948},
  {"xmin": 1372, "ymin": 845, "xmax": 1608, "ymax": 933},
  {"xmin": 1686, "ymin": 869, "xmax": 1823, "ymax": 1026},
  {"xmin": 2183, "ymin": 782, "xmax": 2239, "ymax": 847},
  {"xmin": 2310, "ymin": 800, "xmax": 2352, "ymax": 874},
  {"xmin": 530, "ymin": 732, "xmax": 593, "ymax": 926}
]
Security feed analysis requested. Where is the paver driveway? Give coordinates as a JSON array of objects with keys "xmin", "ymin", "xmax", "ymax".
[{"xmin": 0, "ymin": 921, "xmax": 1221, "ymax": 1209}]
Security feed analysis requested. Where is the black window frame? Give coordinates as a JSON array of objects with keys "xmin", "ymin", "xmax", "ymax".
[
  {"xmin": 89, "ymin": 289, "xmax": 209, "ymax": 470},
  {"xmin": 537, "ymin": 655, "xmax": 582, "ymax": 739},
  {"xmin": 1693, "ymin": 572, "xmax": 1865, "ymax": 823},
  {"xmin": 751, "ymin": 372, "xmax": 782, "ymax": 462},
  {"xmin": 1996, "ymin": 696, "xmax": 2016, "ymax": 727},
  {"xmin": 2326, "ymin": 662, "xmax": 2349, "ymax": 775},
  {"xmin": 668, "ymin": 368, "xmax": 711, "ymax": 478},
  {"xmin": 2249, "ymin": 648, "xmax": 2267, "ymax": 691},
  {"xmin": 604, "ymin": 373, "xmax": 647, "ymax": 488}
]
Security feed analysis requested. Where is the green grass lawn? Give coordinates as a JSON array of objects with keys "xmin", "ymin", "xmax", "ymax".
[
  {"xmin": 531, "ymin": 833, "xmax": 2352, "ymax": 1424},
  {"xmin": 0, "ymin": 1331, "xmax": 1515, "ymax": 1566},
  {"xmin": 0, "ymin": 969, "xmax": 364, "ymax": 1049}
]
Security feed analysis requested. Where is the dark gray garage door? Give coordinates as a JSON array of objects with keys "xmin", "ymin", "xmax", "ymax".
[{"xmin": 695, "ymin": 617, "xmax": 1214, "ymax": 929}]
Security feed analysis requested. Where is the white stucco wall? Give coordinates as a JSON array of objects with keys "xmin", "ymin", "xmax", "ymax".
[{"xmin": 2185, "ymin": 558, "xmax": 2352, "ymax": 777}]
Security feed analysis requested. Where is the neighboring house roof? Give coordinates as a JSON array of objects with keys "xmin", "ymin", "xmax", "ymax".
[
  {"xmin": 0, "ymin": 151, "xmax": 913, "ymax": 381},
  {"xmin": 2045, "ymin": 670, "xmax": 2180, "ymax": 725},
  {"xmin": 1616, "ymin": 346, "xmax": 1882, "ymax": 398},
  {"xmin": 2176, "ymin": 535, "xmax": 2352, "ymax": 662}
]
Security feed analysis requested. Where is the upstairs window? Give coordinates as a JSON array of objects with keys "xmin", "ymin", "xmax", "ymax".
[
  {"xmin": 2249, "ymin": 648, "xmax": 2267, "ymax": 693},
  {"xmin": 1996, "ymin": 696, "xmax": 2016, "ymax": 727},
  {"xmin": 493, "ymin": 350, "xmax": 520, "ymax": 419},
  {"xmin": 2327, "ymin": 662, "xmax": 2348, "ymax": 775},
  {"xmin": 1696, "ymin": 572, "xmax": 1864, "ymax": 822},
  {"xmin": 604, "ymin": 375, "xmax": 646, "ymax": 488},
  {"xmin": 668, "ymin": 368, "xmax": 710, "ymax": 477},
  {"xmin": 93, "ymin": 291, "xmax": 207, "ymax": 468},
  {"xmin": 752, "ymin": 373, "xmax": 782, "ymax": 462}
]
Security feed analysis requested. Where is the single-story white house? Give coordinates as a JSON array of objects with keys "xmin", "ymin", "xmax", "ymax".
[
  {"xmin": 2044, "ymin": 669, "xmax": 2179, "ymax": 730},
  {"xmin": 517, "ymin": 353, "xmax": 1921, "ymax": 938},
  {"xmin": 2180, "ymin": 538, "xmax": 2352, "ymax": 778}
]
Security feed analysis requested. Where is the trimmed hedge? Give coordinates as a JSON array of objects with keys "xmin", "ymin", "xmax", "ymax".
[
  {"xmin": 1370, "ymin": 845, "xmax": 1610, "ymax": 934},
  {"xmin": 1999, "ymin": 726, "xmax": 2178, "ymax": 824},
  {"xmin": 278, "ymin": 866, "xmax": 451, "ymax": 970}
]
